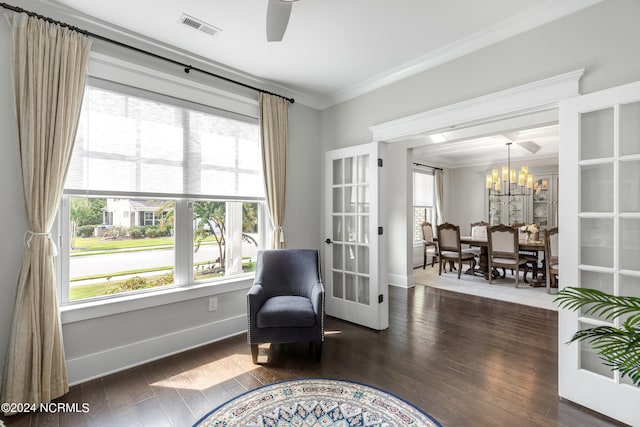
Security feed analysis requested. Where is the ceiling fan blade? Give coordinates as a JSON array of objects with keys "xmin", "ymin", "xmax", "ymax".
[{"xmin": 266, "ymin": 0, "xmax": 292, "ymax": 42}]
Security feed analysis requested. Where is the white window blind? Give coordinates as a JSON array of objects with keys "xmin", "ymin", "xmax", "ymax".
[
  {"xmin": 413, "ymin": 171, "xmax": 434, "ymax": 206},
  {"xmin": 65, "ymin": 80, "xmax": 263, "ymax": 199}
]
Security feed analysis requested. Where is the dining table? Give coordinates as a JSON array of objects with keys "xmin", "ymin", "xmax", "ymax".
[{"xmin": 460, "ymin": 235, "xmax": 546, "ymax": 283}]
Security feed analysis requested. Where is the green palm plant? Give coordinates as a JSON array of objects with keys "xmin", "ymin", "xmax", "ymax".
[{"xmin": 555, "ymin": 287, "xmax": 640, "ymax": 386}]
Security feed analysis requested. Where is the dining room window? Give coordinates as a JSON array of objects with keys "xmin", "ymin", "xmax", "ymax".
[{"xmin": 413, "ymin": 169, "xmax": 434, "ymax": 242}]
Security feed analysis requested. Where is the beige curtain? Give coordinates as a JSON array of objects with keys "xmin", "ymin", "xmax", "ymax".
[
  {"xmin": 434, "ymin": 169, "xmax": 444, "ymax": 225},
  {"xmin": 1, "ymin": 14, "xmax": 91, "ymax": 413},
  {"xmin": 259, "ymin": 93, "xmax": 289, "ymax": 249}
]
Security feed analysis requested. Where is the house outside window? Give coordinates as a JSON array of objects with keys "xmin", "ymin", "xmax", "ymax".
[
  {"xmin": 58, "ymin": 78, "xmax": 266, "ymax": 303},
  {"xmin": 413, "ymin": 169, "xmax": 435, "ymax": 242}
]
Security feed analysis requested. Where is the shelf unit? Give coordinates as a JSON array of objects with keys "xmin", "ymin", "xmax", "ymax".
[{"xmin": 531, "ymin": 174, "xmax": 558, "ymax": 229}]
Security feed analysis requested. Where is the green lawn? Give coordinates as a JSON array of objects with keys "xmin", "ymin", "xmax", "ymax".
[
  {"xmin": 71, "ymin": 236, "xmax": 175, "ymax": 252},
  {"xmin": 69, "ymin": 260, "xmax": 256, "ymax": 300}
]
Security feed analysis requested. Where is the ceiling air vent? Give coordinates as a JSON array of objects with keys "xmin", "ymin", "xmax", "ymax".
[{"xmin": 179, "ymin": 13, "xmax": 221, "ymax": 37}]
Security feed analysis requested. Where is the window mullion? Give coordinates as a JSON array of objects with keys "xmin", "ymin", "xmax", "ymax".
[{"xmin": 174, "ymin": 199, "xmax": 193, "ymax": 286}]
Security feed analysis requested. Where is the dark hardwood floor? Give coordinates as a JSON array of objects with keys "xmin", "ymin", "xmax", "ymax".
[{"xmin": 1, "ymin": 285, "xmax": 627, "ymax": 427}]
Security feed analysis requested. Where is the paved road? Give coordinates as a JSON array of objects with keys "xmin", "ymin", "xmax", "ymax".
[{"xmin": 70, "ymin": 244, "xmax": 257, "ymax": 278}]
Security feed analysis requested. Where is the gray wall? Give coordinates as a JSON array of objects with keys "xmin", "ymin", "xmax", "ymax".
[
  {"xmin": 0, "ymin": 12, "xmax": 322, "ymax": 383},
  {"xmin": 321, "ymin": 0, "xmax": 640, "ymax": 286}
]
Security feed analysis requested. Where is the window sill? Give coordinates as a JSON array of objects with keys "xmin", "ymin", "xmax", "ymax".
[{"xmin": 60, "ymin": 274, "xmax": 254, "ymax": 324}]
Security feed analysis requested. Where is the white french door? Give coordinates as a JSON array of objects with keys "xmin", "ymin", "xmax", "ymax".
[
  {"xmin": 559, "ymin": 80, "xmax": 640, "ymax": 425},
  {"xmin": 324, "ymin": 142, "xmax": 388, "ymax": 330}
]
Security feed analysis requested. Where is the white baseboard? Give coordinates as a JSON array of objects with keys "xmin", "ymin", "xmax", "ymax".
[
  {"xmin": 388, "ymin": 273, "xmax": 415, "ymax": 288},
  {"xmin": 66, "ymin": 314, "xmax": 247, "ymax": 385}
]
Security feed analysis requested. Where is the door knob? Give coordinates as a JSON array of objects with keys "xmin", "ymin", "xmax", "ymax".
[{"xmin": 324, "ymin": 238, "xmax": 332, "ymax": 244}]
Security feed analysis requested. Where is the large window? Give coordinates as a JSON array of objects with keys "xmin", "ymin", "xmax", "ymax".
[
  {"xmin": 58, "ymin": 79, "xmax": 265, "ymax": 303},
  {"xmin": 413, "ymin": 169, "xmax": 434, "ymax": 242}
]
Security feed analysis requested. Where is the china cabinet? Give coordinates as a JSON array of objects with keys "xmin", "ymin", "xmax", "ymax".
[
  {"xmin": 531, "ymin": 174, "xmax": 558, "ymax": 228},
  {"xmin": 488, "ymin": 194, "xmax": 527, "ymax": 225},
  {"xmin": 486, "ymin": 171, "xmax": 558, "ymax": 227}
]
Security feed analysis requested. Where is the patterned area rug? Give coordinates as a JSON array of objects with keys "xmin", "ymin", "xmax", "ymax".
[{"xmin": 194, "ymin": 378, "xmax": 441, "ymax": 426}]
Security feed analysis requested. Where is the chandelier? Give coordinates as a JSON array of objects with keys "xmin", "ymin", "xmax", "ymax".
[{"xmin": 485, "ymin": 142, "xmax": 533, "ymax": 196}]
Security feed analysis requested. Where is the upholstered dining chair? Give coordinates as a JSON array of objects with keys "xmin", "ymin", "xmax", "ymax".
[
  {"xmin": 421, "ymin": 221, "xmax": 438, "ymax": 268},
  {"xmin": 247, "ymin": 249, "xmax": 324, "ymax": 364},
  {"xmin": 464, "ymin": 221, "xmax": 488, "ymax": 256},
  {"xmin": 437, "ymin": 223, "xmax": 476, "ymax": 279},
  {"xmin": 487, "ymin": 224, "xmax": 528, "ymax": 287},
  {"xmin": 545, "ymin": 227, "xmax": 559, "ymax": 293},
  {"xmin": 462, "ymin": 221, "xmax": 488, "ymax": 276}
]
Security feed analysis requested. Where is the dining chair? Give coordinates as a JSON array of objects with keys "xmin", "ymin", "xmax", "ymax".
[
  {"xmin": 515, "ymin": 224, "xmax": 541, "ymax": 284},
  {"xmin": 487, "ymin": 224, "xmax": 528, "ymax": 287},
  {"xmin": 421, "ymin": 221, "xmax": 438, "ymax": 268},
  {"xmin": 462, "ymin": 221, "xmax": 488, "ymax": 276},
  {"xmin": 437, "ymin": 223, "xmax": 476, "ymax": 279},
  {"xmin": 545, "ymin": 227, "xmax": 559, "ymax": 293}
]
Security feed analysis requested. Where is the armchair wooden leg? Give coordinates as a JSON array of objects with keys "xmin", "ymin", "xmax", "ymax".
[
  {"xmin": 313, "ymin": 341, "xmax": 323, "ymax": 362},
  {"xmin": 251, "ymin": 344, "xmax": 259, "ymax": 364}
]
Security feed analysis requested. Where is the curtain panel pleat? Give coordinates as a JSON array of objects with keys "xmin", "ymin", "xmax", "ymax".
[
  {"xmin": 434, "ymin": 169, "xmax": 444, "ymax": 225},
  {"xmin": 259, "ymin": 93, "xmax": 288, "ymax": 249},
  {"xmin": 1, "ymin": 13, "xmax": 91, "ymax": 414}
]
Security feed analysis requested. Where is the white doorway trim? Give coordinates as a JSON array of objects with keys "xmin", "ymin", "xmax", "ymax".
[
  {"xmin": 370, "ymin": 69, "xmax": 584, "ymax": 143},
  {"xmin": 371, "ymin": 69, "xmax": 583, "ymax": 291}
]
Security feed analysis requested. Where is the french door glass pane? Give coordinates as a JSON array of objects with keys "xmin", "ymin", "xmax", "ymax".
[
  {"xmin": 333, "ymin": 188, "xmax": 343, "ymax": 213},
  {"xmin": 620, "ymin": 218, "xmax": 640, "ymax": 271},
  {"xmin": 345, "ymin": 245, "xmax": 357, "ymax": 272},
  {"xmin": 333, "ymin": 159, "xmax": 343, "ymax": 185},
  {"xmin": 345, "ymin": 274, "xmax": 356, "ymax": 301},
  {"xmin": 621, "ymin": 101, "xmax": 640, "ymax": 156},
  {"xmin": 620, "ymin": 275, "xmax": 640, "ymax": 325},
  {"xmin": 358, "ymin": 246, "xmax": 369, "ymax": 274},
  {"xmin": 333, "ymin": 216, "xmax": 343, "ymax": 241},
  {"xmin": 358, "ymin": 154, "xmax": 369, "ymax": 183},
  {"xmin": 580, "ymin": 329, "xmax": 614, "ymax": 379},
  {"xmin": 580, "ymin": 108, "xmax": 614, "ymax": 160},
  {"xmin": 579, "ymin": 270, "xmax": 613, "ymax": 320},
  {"xmin": 344, "ymin": 186, "xmax": 356, "ymax": 213},
  {"xmin": 333, "ymin": 244, "xmax": 343, "ymax": 270},
  {"xmin": 358, "ymin": 276, "xmax": 370, "ymax": 305},
  {"xmin": 580, "ymin": 164, "xmax": 613, "ymax": 212},
  {"xmin": 344, "ymin": 157, "xmax": 354, "ymax": 184},
  {"xmin": 580, "ymin": 218, "xmax": 613, "ymax": 268},
  {"xmin": 620, "ymin": 160, "xmax": 640, "ymax": 212},
  {"xmin": 333, "ymin": 271, "xmax": 343, "ymax": 299},
  {"xmin": 358, "ymin": 216, "xmax": 369, "ymax": 244},
  {"xmin": 359, "ymin": 185, "xmax": 370, "ymax": 213},
  {"xmin": 345, "ymin": 216, "xmax": 356, "ymax": 242}
]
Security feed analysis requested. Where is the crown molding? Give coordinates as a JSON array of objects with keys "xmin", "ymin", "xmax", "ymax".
[{"xmin": 327, "ymin": 0, "xmax": 603, "ymax": 108}]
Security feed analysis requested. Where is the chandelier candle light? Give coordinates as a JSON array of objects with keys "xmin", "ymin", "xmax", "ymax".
[
  {"xmin": 486, "ymin": 142, "xmax": 534, "ymax": 225},
  {"xmin": 485, "ymin": 142, "xmax": 534, "ymax": 196}
]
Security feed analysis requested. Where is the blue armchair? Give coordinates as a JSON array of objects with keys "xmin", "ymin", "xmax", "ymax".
[{"xmin": 247, "ymin": 249, "xmax": 324, "ymax": 364}]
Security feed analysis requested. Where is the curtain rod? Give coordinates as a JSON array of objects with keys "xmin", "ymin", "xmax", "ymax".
[
  {"xmin": 413, "ymin": 162, "xmax": 443, "ymax": 171},
  {"xmin": 0, "ymin": 2, "xmax": 295, "ymax": 104}
]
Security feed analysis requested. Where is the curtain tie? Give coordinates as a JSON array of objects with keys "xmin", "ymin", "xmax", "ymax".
[
  {"xmin": 24, "ymin": 230, "xmax": 59, "ymax": 257},
  {"xmin": 275, "ymin": 227, "xmax": 285, "ymax": 243}
]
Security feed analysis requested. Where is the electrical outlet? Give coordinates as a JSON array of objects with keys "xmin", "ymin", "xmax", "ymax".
[{"xmin": 208, "ymin": 297, "xmax": 218, "ymax": 312}]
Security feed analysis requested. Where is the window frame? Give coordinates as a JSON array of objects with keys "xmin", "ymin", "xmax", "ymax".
[
  {"xmin": 412, "ymin": 168, "xmax": 435, "ymax": 243},
  {"xmin": 54, "ymin": 52, "xmax": 269, "ymax": 314}
]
